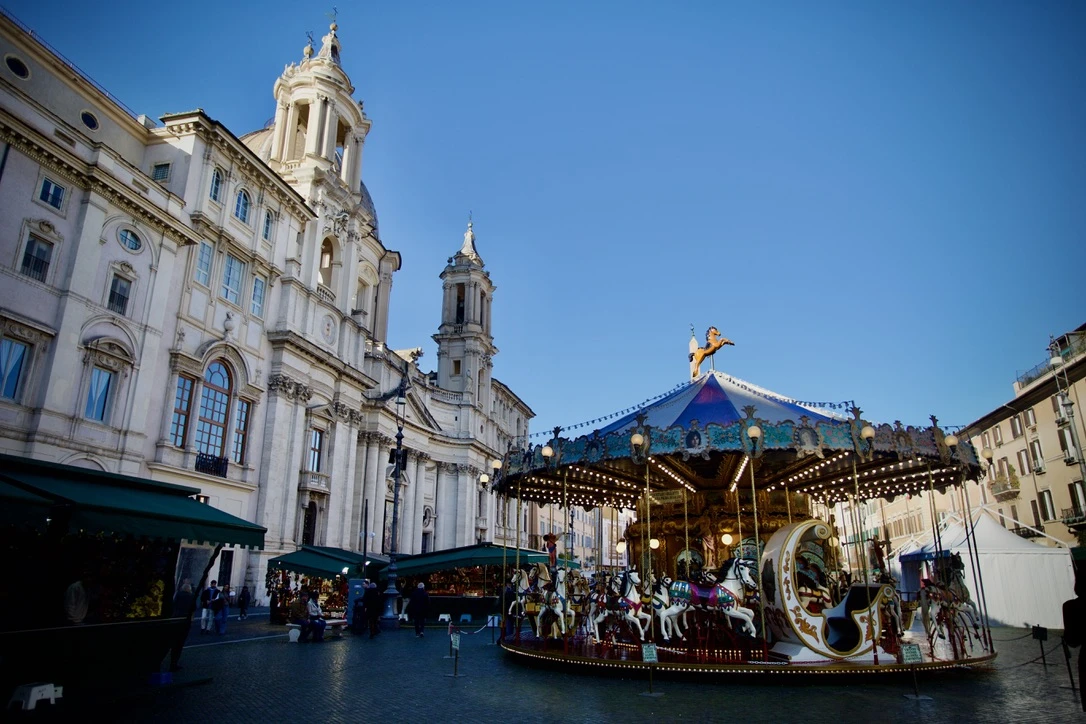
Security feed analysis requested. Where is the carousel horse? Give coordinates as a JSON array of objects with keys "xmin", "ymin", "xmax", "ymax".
[
  {"xmin": 591, "ymin": 570, "xmax": 652, "ymax": 641},
  {"xmin": 567, "ymin": 569, "xmax": 592, "ymax": 633},
  {"xmin": 537, "ymin": 567, "xmax": 573, "ymax": 638},
  {"xmin": 508, "ymin": 563, "xmax": 545, "ymax": 617},
  {"xmin": 669, "ymin": 574, "xmax": 757, "ymax": 636},
  {"xmin": 650, "ymin": 575, "xmax": 689, "ymax": 642},
  {"xmin": 688, "ymin": 326, "xmax": 735, "ymax": 379},
  {"xmin": 585, "ymin": 573, "xmax": 612, "ymax": 639}
]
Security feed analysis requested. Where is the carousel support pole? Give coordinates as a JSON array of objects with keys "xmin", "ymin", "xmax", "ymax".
[
  {"xmin": 853, "ymin": 459, "xmax": 877, "ymax": 665},
  {"xmin": 736, "ymin": 484, "xmax": 744, "ymax": 559},
  {"xmin": 515, "ymin": 475, "xmax": 522, "ymax": 644},
  {"xmin": 926, "ymin": 465, "xmax": 944, "ymax": 581},
  {"xmin": 747, "ymin": 426, "xmax": 768, "ymax": 659},
  {"xmin": 683, "ymin": 488, "xmax": 690, "ymax": 578},
  {"xmin": 785, "ymin": 483, "xmax": 792, "ymax": 524},
  {"xmin": 952, "ymin": 452, "xmax": 994, "ymax": 653}
]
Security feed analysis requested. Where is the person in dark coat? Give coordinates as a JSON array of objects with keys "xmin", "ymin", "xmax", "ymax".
[
  {"xmin": 362, "ymin": 580, "xmax": 381, "ymax": 638},
  {"xmin": 238, "ymin": 585, "xmax": 252, "ymax": 620},
  {"xmin": 1063, "ymin": 565, "xmax": 1085, "ymax": 711},
  {"xmin": 169, "ymin": 581, "xmax": 195, "ymax": 671},
  {"xmin": 407, "ymin": 582, "xmax": 429, "ymax": 637}
]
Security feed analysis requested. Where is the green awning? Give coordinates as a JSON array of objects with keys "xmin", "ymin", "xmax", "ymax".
[
  {"xmin": 389, "ymin": 543, "xmax": 573, "ymax": 579},
  {"xmin": 0, "ymin": 453, "xmax": 266, "ymax": 549},
  {"xmin": 268, "ymin": 546, "xmax": 386, "ymax": 579}
]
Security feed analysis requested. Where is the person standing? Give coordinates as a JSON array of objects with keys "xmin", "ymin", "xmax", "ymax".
[
  {"xmin": 199, "ymin": 582, "xmax": 213, "ymax": 633},
  {"xmin": 1063, "ymin": 569, "xmax": 1085, "ymax": 711},
  {"xmin": 169, "ymin": 582, "xmax": 195, "ymax": 671},
  {"xmin": 238, "ymin": 586, "xmax": 251, "ymax": 620},
  {"xmin": 407, "ymin": 582, "xmax": 429, "ymax": 637},
  {"xmin": 362, "ymin": 580, "xmax": 381, "ymax": 638},
  {"xmin": 208, "ymin": 581, "xmax": 227, "ymax": 635}
]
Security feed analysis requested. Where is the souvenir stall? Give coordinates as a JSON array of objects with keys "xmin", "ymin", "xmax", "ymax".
[
  {"xmin": 266, "ymin": 546, "xmax": 387, "ymax": 623},
  {"xmin": 493, "ymin": 336, "xmax": 993, "ymax": 677},
  {"xmin": 390, "ymin": 543, "xmax": 558, "ymax": 623},
  {"xmin": 0, "ymin": 454, "xmax": 265, "ymax": 690}
]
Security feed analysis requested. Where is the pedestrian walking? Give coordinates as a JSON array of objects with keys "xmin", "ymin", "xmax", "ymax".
[
  {"xmin": 199, "ymin": 582, "xmax": 213, "ymax": 633},
  {"xmin": 169, "ymin": 581, "xmax": 195, "ymax": 671},
  {"xmin": 238, "ymin": 585, "xmax": 251, "ymax": 620},
  {"xmin": 407, "ymin": 582, "xmax": 429, "ymax": 637},
  {"xmin": 208, "ymin": 580, "xmax": 227, "ymax": 635},
  {"xmin": 363, "ymin": 580, "xmax": 381, "ymax": 638},
  {"xmin": 1063, "ymin": 568, "xmax": 1085, "ymax": 711}
]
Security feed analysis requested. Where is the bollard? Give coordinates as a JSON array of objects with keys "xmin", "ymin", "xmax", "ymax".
[{"xmin": 445, "ymin": 630, "xmax": 462, "ymax": 678}]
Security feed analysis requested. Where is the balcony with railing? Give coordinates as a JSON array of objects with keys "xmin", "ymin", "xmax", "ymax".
[
  {"xmin": 298, "ymin": 472, "xmax": 331, "ymax": 495},
  {"xmin": 1063, "ymin": 507, "xmax": 1086, "ymax": 530},
  {"xmin": 989, "ymin": 475, "xmax": 1020, "ymax": 502},
  {"xmin": 195, "ymin": 453, "xmax": 229, "ymax": 478},
  {"xmin": 1011, "ymin": 524, "xmax": 1044, "ymax": 539},
  {"xmin": 316, "ymin": 284, "xmax": 335, "ymax": 304}
]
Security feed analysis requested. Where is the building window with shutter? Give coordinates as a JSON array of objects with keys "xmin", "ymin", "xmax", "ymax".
[
  {"xmin": 170, "ymin": 375, "xmax": 195, "ymax": 447},
  {"xmin": 1010, "ymin": 415, "xmax": 1023, "ymax": 438}
]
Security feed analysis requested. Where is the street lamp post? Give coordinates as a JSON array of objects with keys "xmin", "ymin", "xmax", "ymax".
[{"xmin": 380, "ymin": 377, "xmax": 408, "ymax": 631}]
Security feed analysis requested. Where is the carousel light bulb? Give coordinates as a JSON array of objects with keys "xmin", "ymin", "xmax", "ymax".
[
  {"xmin": 492, "ymin": 458, "xmax": 503, "ymax": 471},
  {"xmin": 650, "ymin": 538, "xmax": 660, "ymax": 550},
  {"xmin": 721, "ymin": 533, "xmax": 734, "ymax": 545},
  {"xmin": 630, "ymin": 432, "xmax": 645, "ymax": 448},
  {"xmin": 747, "ymin": 425, "xmax": 762, "ymax": 441},
  {"xmin": 616, "ymin": 541, "xmax": 627, "ymax": 554},
  {"xmin": 542, "ymin": 445, "xmax": 554, "ymax": 459},
  {"xmin": 944, "ymin": 433, "xmax": 959, "ymax": 449},
  {"xmin": 479, "ymin": 473, "xmax": 489, "ymax": 484},
  {"xmin": 861, "ymin": 425, "xmax": 875, "ymax": 441}
]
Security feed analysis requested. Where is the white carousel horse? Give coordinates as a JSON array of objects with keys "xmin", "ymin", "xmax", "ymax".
[
  {"xmin": 567, "ymin": 569, "xmax": 592, "ymax": 633},
  {"xmin": 591, "ymin": 570, "xmax": 652, "ymax": 641},
  {"xmin": 585, "ymin": 573, "xmax": 611, "ymax": 639},
  {"xmin": 650, "ymin": 575, "xmax": 689, "ymax": 642},
  {"xmin": 508, "ymin": 563, "xmax": 545, "ymax": 617},
  {"xmin": 669, "ymin": 574, "xmax": 756, "ymax": 636},
  {"xmin": 537, "ymin": 567, "xmax": 573, "ymax": 638},
  {"xmin": 718, "ymin": 558, "xmax": 760, "ymax": 604}
]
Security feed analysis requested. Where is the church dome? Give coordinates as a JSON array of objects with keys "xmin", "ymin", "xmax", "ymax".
[{"xmin": 359, "ymin": 180, "xmax": 378, "ymax": 236}]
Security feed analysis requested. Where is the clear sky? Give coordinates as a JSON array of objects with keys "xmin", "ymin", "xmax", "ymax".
[{"xmin": 6, "ymin": 1, "xmax": 1084, "ymax": 438}]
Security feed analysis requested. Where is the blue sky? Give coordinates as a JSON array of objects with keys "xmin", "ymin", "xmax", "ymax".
[{"xmin": 6, "ymin": 1, "xmax": 1084, "ymax": 437}]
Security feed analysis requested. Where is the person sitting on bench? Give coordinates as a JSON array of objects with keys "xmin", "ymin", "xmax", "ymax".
[
  {"xmin": 307, "ymin": 591, "xmax": 327, "ymax": 642},
  {"xmin": 290, "ymin": 591, "xmax": 312, "ymax": 642}
]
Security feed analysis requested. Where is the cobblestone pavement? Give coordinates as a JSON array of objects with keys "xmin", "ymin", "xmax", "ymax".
[{"xmin": 19, "ymin": 617, "xmax": 1086, "ymax": 723}]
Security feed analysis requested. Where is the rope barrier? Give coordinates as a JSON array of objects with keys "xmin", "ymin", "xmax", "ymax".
[
  {"xmin": 991, "ymin": 631, "xmax": 1037, "ymax": 642},
  {"xmin": 994, "ymin": 640, "xmax": 1066, "ymax": 670}
]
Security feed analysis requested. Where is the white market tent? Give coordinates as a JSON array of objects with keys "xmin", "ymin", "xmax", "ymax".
[{"xmin": 898, "ymin": 510, "xmax": 1074, "ymax": 629}]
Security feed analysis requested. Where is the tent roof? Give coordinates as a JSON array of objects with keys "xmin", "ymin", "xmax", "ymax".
[
  {"xmin": 389, "ymin": 543, "xmax": 568, "ymax": 579},
  {"xmin": 0, "ymin": 453, "xmax": 266, "ymax": 549},
  {"xmin": 268, "ymin": 546, "xmax": 387, "ymax": 579},
  {"xmin": 899, "ymin": 511, "xmax": 1067, "ymax": 562}
]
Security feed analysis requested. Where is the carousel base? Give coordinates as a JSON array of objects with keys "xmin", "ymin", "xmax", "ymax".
[{"xmin": 499, "ymin": 633, "xmax": 996, "ymax": 678}]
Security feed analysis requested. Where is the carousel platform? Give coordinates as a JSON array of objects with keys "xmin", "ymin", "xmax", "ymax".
[{"xmin": 499, "ymin": 632, "xmax": 997, "ymax": 677}]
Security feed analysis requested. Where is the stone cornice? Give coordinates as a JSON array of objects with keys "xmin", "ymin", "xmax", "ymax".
[{"xmin": 266, "ymin": 328, "xmax": 378, "ymax": 391}]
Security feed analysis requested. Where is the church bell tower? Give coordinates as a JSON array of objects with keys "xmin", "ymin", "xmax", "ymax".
[{"xmin": 433, "ymin": 221, "xmax": 497, "ymax": 407}]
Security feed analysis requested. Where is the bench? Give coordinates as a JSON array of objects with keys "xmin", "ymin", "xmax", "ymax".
[
  {"xmin": 285, "ymin": 620, "xmax": 348, "ymax": 642},
  {"xmin": 437, "ymin": 614, "xmax": 452, "ymax": 624}
]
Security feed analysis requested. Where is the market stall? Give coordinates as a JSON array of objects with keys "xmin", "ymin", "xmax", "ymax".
[
  {"xmin": 0, "ymin": 453, "xmax": 265, "ymax": 689},
  {"xmin": 266, "ymin": 546, "xmax": 387, "ymax": 623}
]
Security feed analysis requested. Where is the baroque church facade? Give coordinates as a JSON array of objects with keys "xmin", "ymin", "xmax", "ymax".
[{"xmin": 0, "ymin": 16, "xmax": 533, "ymax": 591}]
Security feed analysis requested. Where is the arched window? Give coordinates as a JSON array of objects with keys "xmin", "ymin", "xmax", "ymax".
[
  {"xmin": 234, "ymin": 190, "xmax": 251, "ymax": 224},
  {"xmin": 195, "ymin": 361, "xmax": 231, "ymax": 459},
  {"xmin": 319, "ymin": 239, "xmax": 334, "ymax": 287},
  {"xmin": 209, "ymin": 168, "xmax": 223, "ymax": 203}
]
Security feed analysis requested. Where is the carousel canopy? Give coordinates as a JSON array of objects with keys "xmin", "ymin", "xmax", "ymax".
[{"xmin": 496, "ymin": 370, "xmax": 982, "ymax": 510}]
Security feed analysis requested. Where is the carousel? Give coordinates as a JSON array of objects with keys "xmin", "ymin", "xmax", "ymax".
[{"xmin": 493, "ymin": 328, "xmax": 996, "ymax": 676}]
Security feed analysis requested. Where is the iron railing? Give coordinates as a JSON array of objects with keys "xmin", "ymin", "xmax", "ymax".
[
  {"xmin": 1011, "ymin": 525, "xmax": 1044, "ymax": 539},
  {"xmin": 195, "ymin": 453, "xmax": 229, "ymax": 478}
]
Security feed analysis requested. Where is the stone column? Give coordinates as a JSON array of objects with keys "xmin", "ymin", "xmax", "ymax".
[
  {"xmin": 350, "ymin": 427, "xmax": 370, "ymax": 549},
  {"xmin": 361, "ymin": 433, "xmax": 384, "ymax": 554},
  {"xmin": 323, "ymin": 105, "xmax": 339, "ymax": 161},
  {"xmin": 281, "ymin": 102, "xmax": 299, "ymax": 161},
  {"xmin": 370, "ymin": 436, "xmax": 391, "ymax": 553},
  {"xmin": 270, "ymin": 102, "xmax": 288, "ymax": 160},
  {"xmin": 409, "ymin": 453, "xmax": 427, "ymax": 554},
  {"xmin": 304, "ymin": 97, "xmax": 325, "ymax": 156}
]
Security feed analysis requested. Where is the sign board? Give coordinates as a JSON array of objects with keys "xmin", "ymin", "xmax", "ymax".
[
  {"xmin": 451, "ymin": 632, "xmax": 461, "ymax": 651},
  {"xmin": 650, "ymin": 490, "xmax": 686, "ymax": 505},
  {"xmin": 1032, "ymin": 625, "xmax": 1048, "ymax": 642},
  {"xmin": 642, "ymin": 643, "xmax": 658, "ymax": 664},
  {"xmin": 900, "ymin": 643, "xmax": 922, "ymax": 665}
]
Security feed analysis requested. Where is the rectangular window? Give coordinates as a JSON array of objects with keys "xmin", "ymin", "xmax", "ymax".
[
  {"xmin": 39, "ymin": 178, "xmax": 65, "ymax": 209},
  {"xmin": 1010, "ymin": 504, "xmax": 1019, "ymax": 525},
  {"xmin": 251, "ymin": 276, "xmax": 266, "ymax": 318},
  {"xmin": 1017, "ymin": 449, "xmax": 1031, "ymax": 477},
  {"xmin": 84, "ymin": 366, "xmax": 113, "ymax": 422},
  {"xmin": 108, "ymin": 275, "xmax": 131, "ymax": 315},
  {"xmin": 1030, "ymin": 499, "xmax": 1042, "ymax": 527},
  {"xmin": 307, "ymin": 429, "xmax": 323, "ymax": 473},
  {"xmin": 1010, "ymin": 415, "xmax": 1023, "ymax": 439},
  {"xmin": 1060, "ymin": 428, "xmax": 1078, "ymax": 461},
  {"xmin": 993, "ymin": 426, "xmax": 1003, "ymax": 446},
  {"xmin": 0, "ymin": 338, "xmax": 29, "ymax": 400},
  {"xmin": 21, "ymin": 235, "xmax": 53, "ymax": 282},
  {"xmin": 1040, "ymin": 490, "xmax": 1055, "ymax": 522},
  {"xmin": 1071, "ymin": 482, "xmax": 1086, "ymax": 516},
  {"xmin": 195, "ymin": 242, "xmax": 213, "ymax": 286},
  {"xmin": 982, "ymin": 431, "xmax": 991, "ymax": 450},
  {"xmin": 998, "ymin": 457, "xmax": 1009, "ymax": 478},
  {"xmin": 221, "ymin": 254, "xmax": 244, "ymax": 304},
  {"xmin": 232, "ymin": 399, "xmax": 250, "ymax": 464},
  {"xmin": 1024, "ymin": 408, "xmax": 1036, "ymax": 428},
  {"xmin": 1030, "ymin": 440, "xmax": 1044, "ymax": 472},
  {"xmin": 998, "ymin": 508, "xmax": 1005, "ymax": 528},
  {"xmin": 151, "ymin": 163, "xmax": 171, "ymax": 182},
  {"xmin": 453, "ymin": 360, "xmax": 461, "ymax": 375},
  {"xmin": 170, "ymin": 375, "xmax": 195, "ymax": 447}
]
